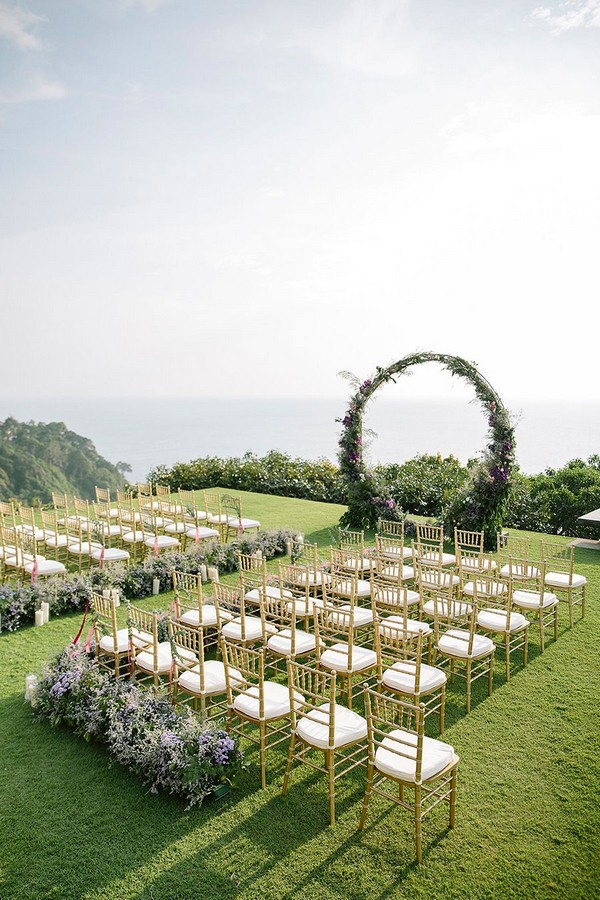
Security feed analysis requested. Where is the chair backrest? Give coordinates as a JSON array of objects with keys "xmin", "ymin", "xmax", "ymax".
[
  {"xmin": 40, "ymin": 508, "xmax": 59, "ymax": 536},
  {"xmin": 290, "ymin": 539, "xmax": 322, "ymax": 573},
  {"xmin": 375, "ymin": 533, "xmax": 407, "ymax": 562},
  {"xmin": 18, "ymin": 505, "xmax": 36, "ymax": 532},
  {"xmin": 222, "ymin": 639, "xmax": 265, "ymax": 712},
  {"xmin": 259, "ymin": 585, "xmax": 295, "ymax": 636},
  {"xmin": 505, "ymin": 555, "xmax": 545, "ymax": 596},
  {"xmin": 456, "ymin": 544, "xmax": 494, "ymax": 580},
  {"xmin": 91, "ymin": 590, "xmax": 119, "ymax": 654},
  {"xmin": 339, "ymin": 529, "xmax": 365, "ymax": 555},
  {"xmin": 116, "ymin": 489, "xmax": 134, "ymax": 505},
  {"xmin": 0, "ymin": 525, "xmax": 19, "ymax": 563},
  {"xmin": 415, "ymin": 556, "xmax": 456, "ymax": 602},
  {"xmin": 51, "ymin": 492, "xmax": 70, "ymax": 518},
  {"xmin": 432, "ymin": 594, "xmax": 477, "ymax": 652},
  {"xmin": 539, "ymin": 542, "xmax": 574, "ymax": 578},
  {"xmin": 136, "ymin": 483, "xmax": 154, "ymax": 511},
  {"xmin": 277, "ymin": 561, "xmax": 312, "ymax": 603},
  {"xmin": 73, "ymin": 496, "xmax": 91, "ymax": 523},
  {"xmin": 329, "ymin": 546, "xmax": 360, "ymax": 579},
  {"xmin": 286, "ymin": 658, "xmax": 337, "ymax": 745},
  {"xmin": 126, "ymin": 601, "xmax": 159, "ymax": 658},
  {"xmin": 375, "ymin": 619, "xmax": 424, "ymax": 693},
  {"xmin": 0, "ymin": 500, "xmax": 16, "ymax": 528},
  {"xmin": 415, "ymin": 523, "xmax": 444, "ymax": 557},
  {"xmin": 497, "ymin": 533, "xmax": 530, "ymax": 564},
  {"xmin": 213, "ymin": 582, "xmax": 255, "ymax": 639},
  {"xmin": 322, "ymin": 568, "xmax": 358, "ymax": 604},
  {"xmin": 469, "ymin": 572, "xmax": 511, "ymax": 613},
  {"xmin": 372, "ymin": 550, "xmax": 410, "ymax": 586},
  {"xmin": 454, "ymin": 528, "xmax": 484, "ymax": 553},
  {"xmin": 172, "ymin": 569, "xmax": 220, "ymax": 633},
  {"xmin": 95, "ymin": 486, "xmax": 111, "ymax": 505},
  {"xmin": 363, "ymin": 686, "xmax": 425, "ymax": 782},
  {"xmin": 237, "ymin": 551, "xmax": 267, "ymax": 593},
  {"xmin": 371, "ymin": 579, "xmax": 415, "ymax": 628},
  {"xmin": 377, "ymin": 518, "xmax": 405, "ymax": 539},
  {"xmin": 202, "ymin": 491, "xmax": 222, "ymax": 517},
  {"xmin": 168, "ymin": 619, "xmax": 203, "ymax": 680},
  {"xmin": 314, "ymin": 599, "xmax": 360, "ymax": 669},
  {"xmin": 155, "ymin": 483, "xmax": 171, "ymax": 499}
]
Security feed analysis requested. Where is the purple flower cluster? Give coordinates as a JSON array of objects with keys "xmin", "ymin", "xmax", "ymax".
[
  {"xmin": 49, "ymin": 670, "xmax": 77, "ymax": 699},
  {"xmin": 213, "ymin": 733, "xmax": 236, "ymax": 766}
]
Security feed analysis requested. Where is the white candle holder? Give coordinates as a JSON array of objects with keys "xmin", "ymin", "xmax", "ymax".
[
  {"xmin": 35, "ymin": 609, "xmax": 44, "ymax": 627},
  {"xmin": 110, "ymin": 588, "xmax": 120, "ymax": 607},
  {"xmin": 200, "ymin": 564, "xmax": 208, "ymax": 582},
  {"xmin": 102, "ymin": 588, "xmax": 111, "ymax": 598},
  {"xmin": 40, "ymin": 601, "xmax": 50, "ymax": 625},
  {"xmin": 25, "ymin": 674, "xmax": 39, "ymax": 703},
  {"xmin": 286, "ymin": 540, "xmax": 292, "ymax": 556},
  {"xmin": 207, "ymin": 566, "xmax": 219, "ymax": 583},
  {"xmin": 152, "ymin": 577, "xmax": 160, "ymax": 595}
]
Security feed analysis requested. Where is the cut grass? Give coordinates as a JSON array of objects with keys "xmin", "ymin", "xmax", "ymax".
[{"xmin": 0, "ymin": 489, "xmax": 599, "ymax": 899}]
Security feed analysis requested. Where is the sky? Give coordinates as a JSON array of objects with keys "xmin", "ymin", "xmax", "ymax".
[{"xmin": 1, "ymin": 0, "xmax": 599, "ymax": 404}]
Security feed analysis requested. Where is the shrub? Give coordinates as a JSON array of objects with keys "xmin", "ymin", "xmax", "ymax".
[{"xmin": 34, "ymin": 645, "xmax": 243, "ymax": 807}]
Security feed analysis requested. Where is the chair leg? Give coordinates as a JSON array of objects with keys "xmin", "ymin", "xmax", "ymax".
[
  {"xmin": 568, "ymin": 591, "xmax": 574, "ymax": 628},
  {"xmin": 415, "ymin": 783, "xmax": 423, "ymax": 864},
  {"xmin": 359, "ymin": 761, "xmax": 374, "ymax": 830},
  {"xmin": 465, "ymin": 659, "xmax": 472, "ymax": 713},
  {"xmin": 504, "ymin": 633, "xmax": 510, "ymax": 681},
  {"xmin": 439, "ymin": 684, "xmax": 445, "ymax": 734},
  {"xmin": 282, "ymin": 734, "xmax": 296, "ymax": 796},
  {"xmin": 523, "ymin": 628, "xmax": 529, "ymax": 667},
  {"xmin": 327, "ymin": 751, "xmax": 336, "ymax": 826},
  {"xmin": 260, "ymin": 723, "xmax": 267, "ymax": 789},
  {"xmin": 449, "ymin": 767, "xmax": 457, "ymax": 829},
  {"xmin": 553, "ymin": 605, "xmax": 558, "ymax": 641},
  {"xmin": 487, "ymin": 653, "xmax": 494, "ymax": 697}
]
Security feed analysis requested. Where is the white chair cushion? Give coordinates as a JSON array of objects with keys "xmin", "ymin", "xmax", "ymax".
[
  {"xmin": 379, "ymin": 615, "xmax": 433, "ymax": 637},
  {"xmin": 463, "ymin": 580, "xmax": 507, "ymax": 598},
  {"xmin": 165, "ymin": 522, "xmax": 187, "ymax": 534},
  {"xmin": 267, "ymin": 628, "xmax": 317, "ymax": 656},
  {"xmin": 323, "ymin": 575, "xmax": 371, "ymax": 598},
  {"xmin": 512, "ymin": 590, "xmax": 558, "ymax": 610},
  {"xmin": 68, "ymin": 541, "xmax": 101, "ymax": 556},
  {"xmin": 296, "ymin": 702, "xmax": 367, "ymax": 750},
  {"xmin": 420, "ymin": 572, "xmax": 461, "ymax": 590},
  {"xmin": 375, "ymin": 730, "xmax": 456, "ymax": 782},
  {"xmin": 44, "ymin": 533, "xmax": 72, "ymax": 548},
  {"xmin": 477, "ymin": 609, "xmax": 529, "ymax": 633},
  {"xmin": 296, "ymin": 570, "xmax": 323, "ymax": 587},
  {"xmin": 221, "ymin": 615, "xmax": 271, "ymax": 642},
  {"xmin": 286, "ymin": 597, "xmax": 316, "ymax": 618},
  {"xmin": 419, "ymin": 552, "xmax": 456, "ymax": 567},
  {"xmin": 379, "ymin": 546, "xmax": 413, "ymax": 560},
  {"xmin": 24, "ymin": 558, "xmax": 66, "ymax": 576},
  {"xmin": 244, "ymin": 586, "xmax": 293, "ymax": 603},
  {"xmin": 130, "ymin": 627, "xmax": 153, "ymax": 649},
  {"xmin": 382, "ymin": 659, "xmax": 447, "ymax": 695},
  {"xmin": 144, "ymin": 535, "xmax": 179, "ymax": 549},
  {"xmin": 135, "ymin": 642, "xmax": 195, "ymax": 674},
  {"xmin": 91, "ymin": 547, "xmax": 130, "ymax": 562},
  {"xmin": 98, "ymin": 508, "xmax": 119, "ymax": 518},
  {"xmin": 320, "ymin": 642, "xmax": 377, "ymax": 674},
  {"xmin": 99, "ymin": 628, "xmax": 130, "ymax": 653},
  {"xmin": 227, "ymin": 517, "xmax": 260, "ymax": 530},
  {"xmin": 233, "ymin": 681, "xmax": 304, "ymax": 721},
  {"xmin": 422, "ymin": 598, "xmax": 470, "ymax": 618},
  {"xmin": 208, "ymin": 514, "xmax": 229, "ymax": 524},
  {"xmin": 179, "ymin": 605, "xmax": 220, "ymax": 627},
  {"xmin": 122, "ymin": 531, "xmax": 144, "ymax": 543},
  {"xmin": 185, "ymin": 526, "xmax": 220, "ymax": 540},
  {"xmin": 437, "ymin": 628, "xmax": 494, "ymax": 659},
  {"xmin": 340, "ymin": 556, "xmax": 373, "ymax": 573},
  {"xmin": 544, "ymin": 571, "xmax": 586, "ymax": 589},
  {"xmin": 178, "ymin": 660, "xmax": 243, "ymax": 696},
  {"xmin": 379, "ymin": 564, "xmax": 415, "ymax": 581},
  {"xmin": 375, "ymin": 589, "xmax": 421, "ymax": 610},
  {"xmin": 500, "ymin": 563, "xmax": 540, "ymax": 579}
]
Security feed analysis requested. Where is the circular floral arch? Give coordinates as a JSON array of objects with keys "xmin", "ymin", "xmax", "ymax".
[{"xmin": 338, "ymin": 352, "xmax": 515, "ymax": 549}]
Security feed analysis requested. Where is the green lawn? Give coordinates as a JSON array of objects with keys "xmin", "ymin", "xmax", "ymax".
[{"xmin": 1, "ymin": 490, "xmax": 599, "ymax": 899}]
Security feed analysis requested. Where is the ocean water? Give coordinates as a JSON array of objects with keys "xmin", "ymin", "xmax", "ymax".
[{"xmin": 0, "ymin": 397, "xmax": 598, "ymax": 483}]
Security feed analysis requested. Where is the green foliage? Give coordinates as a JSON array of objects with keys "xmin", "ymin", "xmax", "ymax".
[
  {"xmin": 148, "ymin": 450, "xmax": 345, "ymax": 504},
  {"xmin": 506, "ymin": 457, "xmax": 600, "ymax": 536},
  {"xmin": 376, "ymin": 454, "xmax": 468, "ymax": 517},
  {"xmin": 0, "ymin": 418, "xmax": 126, "ymax": 504}
]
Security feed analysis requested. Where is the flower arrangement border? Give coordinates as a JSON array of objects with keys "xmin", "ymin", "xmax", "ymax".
[{"xmin": 337, "ymin": 352, "xmax": 515, "ymax": 548}]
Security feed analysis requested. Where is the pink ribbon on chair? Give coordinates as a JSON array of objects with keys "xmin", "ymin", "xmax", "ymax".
[
  {"xmin": 71, "ymin": 597, "xmax": 90, "ymax": 645},
  {"xmin": 99, "ymin": 545, "xmax": 105, "ymax": 570},
  {"xmin": 153, "ymin": 533, "xmax": 159, "ymax": 558},
  {"xmin": 84, "ymin": 626, "xmax": 94, "ymax": 653},
  {"xmin": 195, "ymin": 526, "xmax": 200, "ymax": 546},
  {"xmin": 30, "ymin": 556, "xmax": 39, "ymax": 585}
]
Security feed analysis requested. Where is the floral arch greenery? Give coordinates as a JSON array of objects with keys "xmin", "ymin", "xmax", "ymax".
[{"xmin": 337, "ymin": 352, "xmax": 515, "ymax": 549}]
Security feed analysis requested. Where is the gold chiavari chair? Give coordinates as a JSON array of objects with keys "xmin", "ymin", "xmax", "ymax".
[
  {"xmin": 17, "ymin": 505, "xmax": 45, "ymax": 542},
  {"xmin": 497, "ymin": 534, "xmax": 540, "ymax": 583},
  {"xmin": 327, "ymin": 547, "xmax": 372, "ymax": 602},
  {"xmin": 223, "ymin": 640, "xmax": 303, "ymax": 789},
  {"xmin": 217, "ymin": 582, "xmax": 273, "ymax": 645},
  {"xmin": 377, "ymin": 517, "xmax": 411, "ymax": 554},
  {"xmin": 359, "ymin": 688, "xmax": 459, "ymax": 863},
  {"xmin": 118, "ymin": 503, "xmax": 145, "ymax": 563},
  {"xmin": 0, "ymin": 500, "xmax": 16, "ymax": 531},
  {"xmin": 94, "ymin": 487, "xmax": 119, "ymax": 519},
  {"xmin": 136, "ymin": 482, "xmax": 156, "ymax": 512},
  {"xmin": 178, "ymin": 488, "xmax": 210, "ymax": 523},
  {"xmin": 91, "ymin": 502, "xmax": 123, "ymax": 548},
  {"xmin": 415, "ymin": 556, "xmax": 463, "ymax": 622},
  {"xmin": 540, "ymin": 541, "xmax": 586, "ymax": 627},
  {"xmin": 314, "ymin": 600, "xmax": 377, "ymax": 708},
  {"xmin": 138, "ymin": 510, "xmax": 180, "ymax": 557},
  {"xmin": 289, "ymin": 538, "xmax": 326, "ymax": 595},
  {"xmin": 375, "ymin": 621, "xmax": 446, "ymax": 732},
  {"xmin": 260, "ymin": 587, "xmax": 317, "ymax": 669},
  {"xmin": 456, "ymin": 544, "xmax": 497, "ymax": 594},
  {"xmin": 433, "ymin": 595, "xmax": 494, "ymax": 712},
  {"xmin": 204, "ymin": 491, "xmax": 227, "ymax": 531},
  {"xmin": 51, "ymin": 492, "xmax": 71, "ymax": 525},
  {"xmin": 338, "ymin": 529, "xmax": 373, "ymax": 577},
  {"xmin": 509, "ymin": 557, "xmax": 558, "ymax": 653},
  {"xmin": 222, "ymin": 494, "xmax": 261, "ymax": 541},
  {"xmin": 39, "ymin": 508, "xmax": 72, "ymax": 563},
  {"xmin": 172, "ymin": 569, "xmax": 229, "ymax": 632},
  {"xmin": 72, "ymin": 497, "xmax": 92, "ymax": 532},
  {"xmin": 127, "ymin": 602, "xmax": 194, "ymax": 691},
  {"xmin": 64, "ymin": 516, "xmax": 97, "ymax": 572},
  {"xmin": 370, "ymin": 578, "xmax": 432, "ymax": 661},
  {"xmin": 414, "ymin": 523, "xmax": 456, "ymax": 567},
  {"xmin": 91, "ymin": 590, "xmax": 129, "ymax": 677},
  {"xmin": 116, "ymin": 489, "xmax": 140, "ymax": 520},
  {"xmin": 322, "ymin": 570, "xmax": 374, "ymax": 631},
  {"xmin": 237, "ymin": 550, "xmax": 292, "ymax": 608},
  {"xmin": 85, "ymin": 517, "xmax": 130, "ymax": 568},
  {"xmin": 372, "ymin": 544, "xmax": 415, "ymax": 586},
  {"xmin": 277, "ymin": 561, "xmax": 317, "ymax": 630},
  {"xmin": 170, "ymin": 620, "xmax": 236, "ymax": 717},
  {"xmin": 474, "ymin": 572, "xmax": 529, "ymax": 680},
  {"xmin": 282, "ymin": 659, "xmax": 368, "ymax": 825}
]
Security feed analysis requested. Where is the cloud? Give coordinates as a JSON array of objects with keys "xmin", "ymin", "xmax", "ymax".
[
  {"xmin": 0, "ymin": 3, "xmax": 44, "ymax": 49},
  {"xmin": 294, "ymin": 0, "xmax": 417, "ymax": 78},
  {"xmin": 529, "ymin": 0, "xmax": 600, "ymax": 33},
  {"xmin": 0, "ymin": 76, "xmax": 67, "ymax": 104},
  {"xmin": 120, "ymin": 0, "xmax": 172, "ymax": 10}
]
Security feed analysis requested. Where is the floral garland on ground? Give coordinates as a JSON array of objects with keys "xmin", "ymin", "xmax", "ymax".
[
  {"xmin": 33, "ymin": 645, "xmax": 243, "ymax": 807},
  {"xmin": 337, "ymin": 352, "xmax": 515, "ymax": 548},
  {"xmin": 0, "ymin": 528, "xmax": 296, "ymax": 633}
]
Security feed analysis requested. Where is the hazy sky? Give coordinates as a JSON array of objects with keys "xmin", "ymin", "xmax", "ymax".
[{"xmin": 1, "ymin": 0, "xmax": 599, "ymax": 403}]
